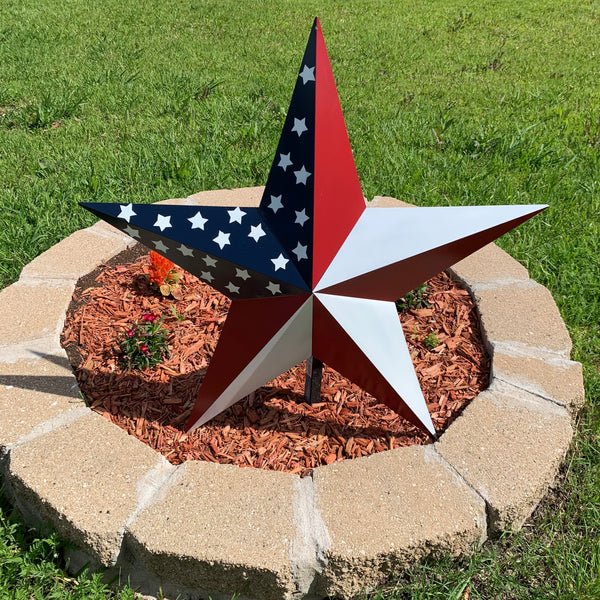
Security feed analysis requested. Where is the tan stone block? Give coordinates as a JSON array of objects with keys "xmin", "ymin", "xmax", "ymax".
[
  {"xmin": 435, "ymin": 381, "xmax": 573, "ymax": 536},
  {"xmin": 312, "ymin": 445, "xmax": 486, "ymax": 598},
  {"xmin": 8, "ymin": 412, "xmax": 162, "ymax": 565},
  {"xmin": 19, "ymin": 229, "xmax": 135, "ymax": 283},
  {"xmin": 493, "ymin": 351, "xmax": 584, "ymax": 416},
  {"xmin": 475, "ymin": 281, "xmax": 572, "ymax": 356},
  {"xmin": 125, "ymin": 460, "xmax": 297, "ymax": 600},
  {"xmin": 449, "ymin": 243, "xmax": 529, "ymax": 286},
  {"xmin": 185, "ymin": 185, "xmax": 265, "ymax": 207},
  {"xmin": 0, "ymin": 351, "xmax": 85, "ymax": 449},
  {"xmin": 0, "ymin": 281, "xmax": 74, "ymax": 346},
  {"xmin": 369, "ymin": 195, "xmax": 414, "ymax": 207}
]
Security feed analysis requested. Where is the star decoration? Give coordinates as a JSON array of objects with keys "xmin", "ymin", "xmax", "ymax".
[
  {"xmin": 154, "ymin": 214, "xmax": 172, "ymax": 231},
  {"xmin": 278, "ymin": 153, "xmax": 293, "ymax": 171},
  {"xmin": 248, "ymin": 223, "xmax": 266, "ymax": 242},
  {"xmin": 294, "ymin": 165, "xmax": 311, "ymax": 185},
  {"xmin": 267, "ymin": 195, "xmax": 283, "ymax": 213},
  {"xmin": 292, "ymin": 117, "xmax": 308, "ymax": 136},
  {"xmin": 153, "ymin": 240, "xmax": 169, "ymax": 253},
  {"xmin": 177, "ymin": 244, "xmax": 194, "ymax": 257},
  {"xmin": 118, "ymin": 203, "xmax": 136, "ymax": 222},
  {"xmin": 228, "ymin": 207, "xmax": 246, "ymax": 224},
  {"xmin": 188, "ymin": 211, "xmax": 208, "ymax": 229},
  {"xmin": 81, "ymin": 18, "xmax": 545, "ymax": 436}
]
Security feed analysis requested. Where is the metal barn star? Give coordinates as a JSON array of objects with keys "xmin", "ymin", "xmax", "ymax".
[{"xmin": 82, "ymin": 18, "xmax": 545, "ymax": 436}]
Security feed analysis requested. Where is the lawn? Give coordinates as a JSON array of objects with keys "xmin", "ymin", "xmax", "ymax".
[{"xmin": 0, "ymin": 0, "xmax": 599, "ymax": 598}]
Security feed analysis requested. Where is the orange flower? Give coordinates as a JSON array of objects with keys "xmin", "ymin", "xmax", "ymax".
[{"xmin": 149, "ymin": 251, "xmax": 175, "ymax": 286}]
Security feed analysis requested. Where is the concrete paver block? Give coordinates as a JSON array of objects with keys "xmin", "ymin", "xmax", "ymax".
[
  {"xmin": 19, "ymin": 228, "xmax": 136, "ymax": 283},
  {"xmin": 369, "ymin": 195, "xmax": 414, "ymax": 208},
  {"xmin": 8, "ymin": 412, "xmax": 163, "ymax": 565},
  {"xmin": 0, "ymin": 281, "xmax": 74, "ymax": 346},
  {"xmin": 185, "ymin": 185, "xmax": 264, "ymax": 207},
  {"xmin": 493, "ymin": 351, "xmax": 584, "ymax": 416},
  {"xmin": 449, "ymin": 243, "xmax": 529, "ymax": 286},
  {"xmin": 124, "ymin": 460, "xmax": 298, "ymax": 600},
  {"xmin": 474, "ymin": 281, "xmax": 572, "ymax": 356},
  {"xmin": 435, "ymin": 380, "xmax": 573, "ymax": 536},
  {"xmin": 0, "ymin": 351, "xmax": 85, "ymax": 450},
  {"xmin": 312, "ymin": 445, "xmax": 486, "ymax": 598}
]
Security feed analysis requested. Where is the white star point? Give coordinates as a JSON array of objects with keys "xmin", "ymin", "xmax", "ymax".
[
  {"xmin": 188, "ymin": 211, "xmax": 208, "ymax": 230},
  {"xmin": 271, "ymin": 253, "xmax": 290, "ymax": 271},
  {"xmin": 212, "ymin": 230, "xmax": 231, "ymax": 250},
  {"xmin": 292, "ymin": 242, "xmax": 308, "ymax": 261},
  {"xmin": 268, "ymin": 195, "xmax": 283, "ymax": 213},
  {"xmin": 153, "ymin": 240, "xmax": 169, "ymax": 253},
  {"xmin": 235, "ymin": 268, "xmax": 251, "ymax": 281},
  {"xmin": 225, "ymin": 282, "xmax": 240, "ymax": 294},
  {"xmin": 295, "ymin": 208, "xmax": 310, "ymax": 227},
  {"xmin": 154, "ymin": 214, "xmax": 172, "ymax": 231},
  {"xmin": 248, "ymin": 223, "xmax": 267, "ymax": 242},
  {"xmin": 299, "ymin": 65, "xmax": 315, "ymax": 84},
  {"xmin": 203, "ymin": 255, "xmax": 217, "ymax": 268},
  {"xmin": 177, "ymin": 244, "xmax": 194, "ymax": 257},
  {"xmin": 291, "ymin": 117, "xmax": 308, "ymax": 136},
  {"xmin": 294, "ymin": 165, "xmax": 311, "ymax": 185},
  {"xmin": 278, "ymin": 153, "xmax": 293, "ymax": 171},
  {"xmin": 227, "ymin": 207, "xmax": 246, "ymax": 224},
  {"xmin": 266, "ymin": 281, "xmax": 281, "ymax": 295},
  {"xmin": 118, "ymin": 203, "xmax": 136, "ymax": 223},
  {"xmin": 201, "ymin": 270, "xmax": 214, "ymax": 283}
]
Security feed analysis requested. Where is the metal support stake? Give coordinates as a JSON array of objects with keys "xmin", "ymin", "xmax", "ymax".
[{"xmin": 304, "ymin": 356, "xmax": 323, "ymax": 405}]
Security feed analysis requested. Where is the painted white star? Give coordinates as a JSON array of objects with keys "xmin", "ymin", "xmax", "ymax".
[
  {"xmin": 118, "ymin": 203, "xmax": 136, "ymax": 223},
  {"xmin": 154, "ymin": 214, "xmax": 172, "ymax": 231},
  {"xmin": 292, "ymin": 242, "xmax": 308, "ymax": 261},
  {"xmin": 295, "ymin": 209, "xmax": 310, "ymax": 226},
  {"xmin": 228, "ymin": 207, "xmax": 246, "ymax": 224},
  {"xmin": 188, "ymin": 211, "xmax": 208, "ymax": 230},
  {"xmin": 235, "ymin": 268, "xmax": 251, "ymax": 281},
  {"xmin": 299, "ymin": 65, "xmax": 315, "ymax": 84},
  {"xmin": 201, "ymin": 271, "xmax": 214, "ymax": 283},
  {"xmin": 248, "ymin": 223, "xmax": 266, "ymax": 242},
  {"xmin": 271, "ymin": 253, "xmax": 289, "ymax": 271},
  {"xmin": 153, "ymin": 240, "xmax": 169, "ymax": 253},
  {"xmin": 278, "ymin": 153, "xmax": 293, "ymax": 171},
  {"xmin": 123, "ymin": 225, "xmax": 140, "ymax": 238},
  {"xmin": 225, "ymin": 282, "xmax": 240, "ymax": 294},
  {"xmin": 268, "ymin": 195, "xmax": 283, "ymax": 213},
  {"xmin": 266, "ymin": 281, "xmax": 281, "ymax": 295},
  {"xmin": 291, "ymin": 117, "xmax": 308, "ymax": 136},
  {"xmin": 203, "ymin": 255, "xmax": 217, "ymax": 268},
  {"xmin": 212, "ymin": 230, "xmax": 231, "ymax": 250},
  {"xmin": 294, "ymin": 165, "xmax": 311, "ymax": 185},
  {"xmin": 177, "ymin": 244, "xmax": 194, "ymax": 257}
]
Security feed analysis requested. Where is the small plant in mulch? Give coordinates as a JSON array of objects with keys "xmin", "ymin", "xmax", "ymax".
[
  {"xmin": 120, "ymin": 313, "xmax": 169, "ymax": 371},
  {"xmin": 396, "ymin": 283, "xmax": 431, "ymax": 312},
  {"xmin": 148, "ymin": 251, "xmax": 183, "ymax": 299}
]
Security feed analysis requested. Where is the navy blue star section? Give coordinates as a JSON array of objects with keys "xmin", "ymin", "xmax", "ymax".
[
  {"xmin": 81, "ymin": 202, "xmax": 309, "ymax": 298},
  {"xmin": 258, "ymin": 21, "xmax": 316, "ymax": 289}
]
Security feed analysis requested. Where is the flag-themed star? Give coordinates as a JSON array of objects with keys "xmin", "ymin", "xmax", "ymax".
[{"xmin": 81, "ymin": 18, "xmax": 546, "ymax": 436}]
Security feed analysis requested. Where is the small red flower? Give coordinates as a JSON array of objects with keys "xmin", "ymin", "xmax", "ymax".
[
  {"xmin": 142, "ymin": 313, "xmax": 157, "ymax": 322},
  {"xmin": 140, "ymin": 344, "xmax": 149, "ymax": 353},
  {"xmin": 127, "ymin": 329, "xmax": 134, "ymax": 337}
]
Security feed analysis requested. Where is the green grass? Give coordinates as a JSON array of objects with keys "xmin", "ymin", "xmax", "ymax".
[{"xmin": 0, "ymin": 0, "xmax": 599, "ymax": 598}]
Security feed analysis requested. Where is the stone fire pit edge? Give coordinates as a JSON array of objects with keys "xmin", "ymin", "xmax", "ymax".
[{"xmin": 0, "ymin": 187, "xmax": 584, "ymax": 600}]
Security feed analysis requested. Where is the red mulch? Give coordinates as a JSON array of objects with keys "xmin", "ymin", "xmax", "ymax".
[{"xmin": 60, "ymin": 252, "xmax": 489, "ymax": 474}]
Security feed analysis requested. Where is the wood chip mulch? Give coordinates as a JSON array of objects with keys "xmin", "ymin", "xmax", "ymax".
[{"xmin": 60, "ymin": 251, "xmax": 490, "ymax": 474}]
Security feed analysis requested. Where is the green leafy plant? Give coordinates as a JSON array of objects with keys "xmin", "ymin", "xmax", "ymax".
[
  {"xmin": 169, "ymin": 304, "xmax": 185, "ymax": 321},
  {"xmin": 120, "ymin": 313, "xmax": 168, "ymax": 370},
  {"xmin": 422, "ymin": 332, "xmax": 439, "ymax": 350},
  {"xmin": 396, "ymin": 284, "xmax": 431, "ymax": 312}
]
